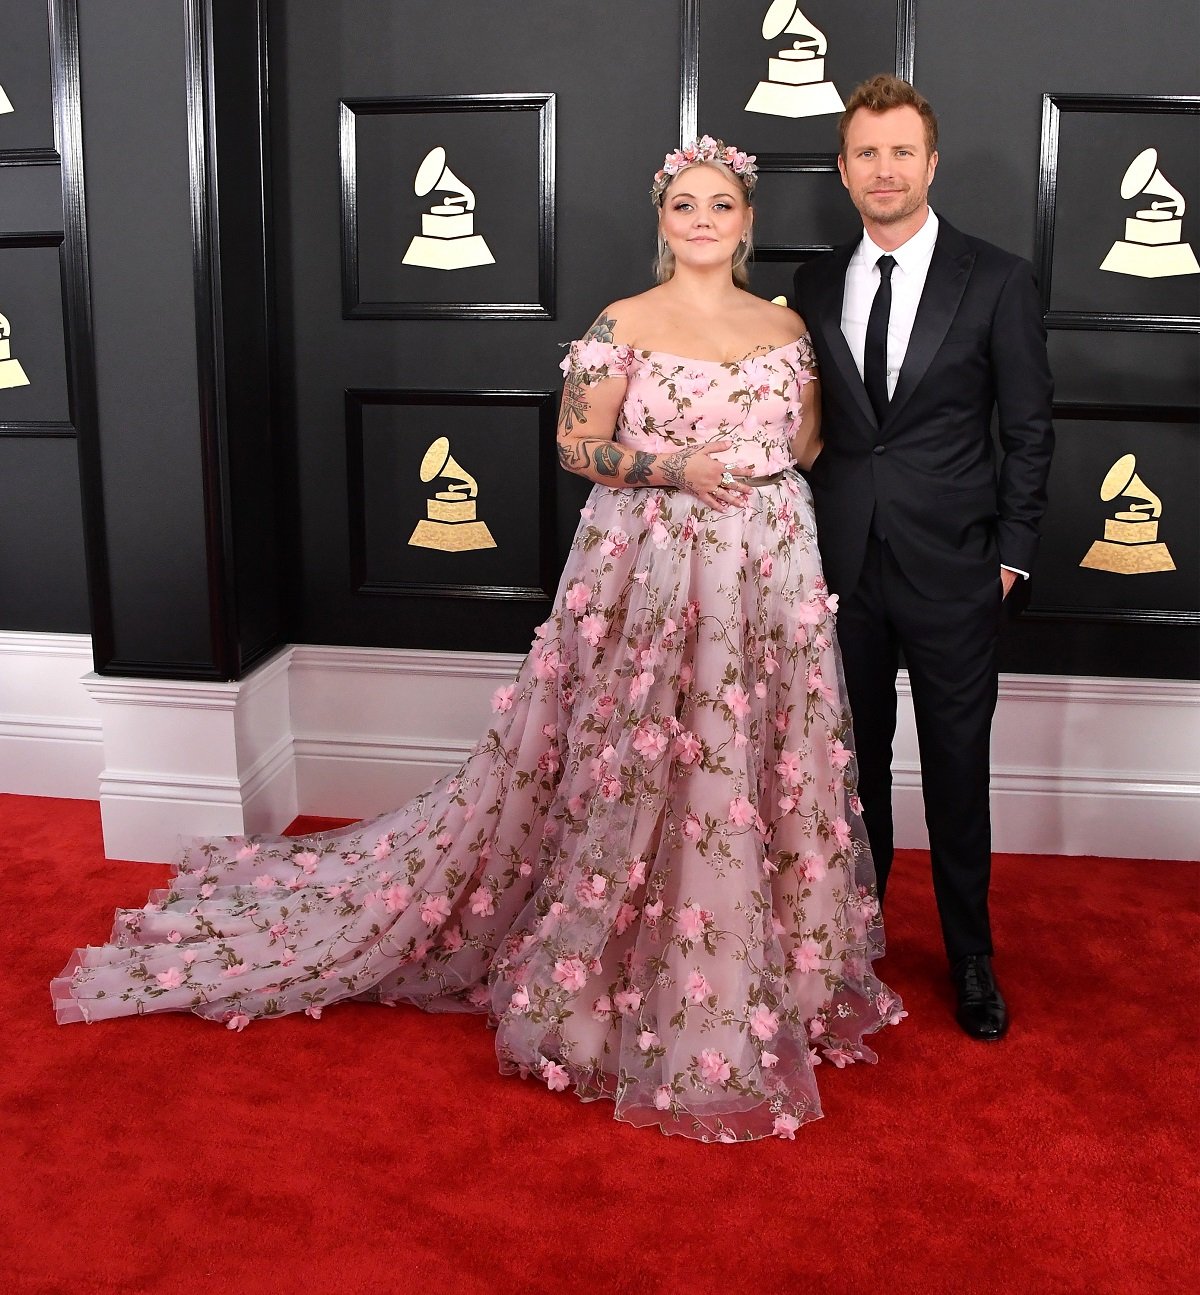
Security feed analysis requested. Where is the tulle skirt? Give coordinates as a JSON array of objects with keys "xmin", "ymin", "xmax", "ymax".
[{"xmin": 54, "ymin": 475, "xmax": 904, "ymax": 1142}]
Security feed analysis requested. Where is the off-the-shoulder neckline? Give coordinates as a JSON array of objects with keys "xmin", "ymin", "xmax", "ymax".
[{"xmin": 625, "ymin": 336, "xmax": 809, "ymax": 366}]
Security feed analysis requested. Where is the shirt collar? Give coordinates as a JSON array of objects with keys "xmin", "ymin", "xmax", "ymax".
[{"xmin": 855, "ymin": 207, "xmax": 939, "ymax": 275}]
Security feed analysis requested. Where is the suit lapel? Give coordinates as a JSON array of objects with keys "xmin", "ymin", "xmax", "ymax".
[
  {"xmin": 815, "ymin": 239, "xmax": 877, "ymax": 429},
  {"xmin": 886, "ymin": 221, "xmax": 975, "ymax": 426}
]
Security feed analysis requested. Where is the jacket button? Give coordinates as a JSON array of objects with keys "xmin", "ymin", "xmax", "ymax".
[{"xmin": 872, "ymin": 444, "xmax": 885, "ymax": 455}]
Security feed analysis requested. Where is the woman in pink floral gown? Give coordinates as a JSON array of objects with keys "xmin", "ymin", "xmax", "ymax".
[{"xmin": 53, "ymin": 139, "xmax": 903, "ymax": 1142}]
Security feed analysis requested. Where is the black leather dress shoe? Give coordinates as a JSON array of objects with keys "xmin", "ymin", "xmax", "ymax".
[{"xmin": 951, "ymin": 954, "xmax": 1008, "ymax": 1041}]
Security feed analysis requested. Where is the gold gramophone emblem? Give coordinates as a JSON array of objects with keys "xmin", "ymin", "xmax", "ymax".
[
  {"xmin": 407, "ymin": 436, "xmax": 497, "ymax": 553},
  {"xmin": 1100, "ymin": 149, "xmax": 1200, "ymax": 279},
  {"xmin": 402, "ymin": 147, "xmax": 495, "ymax": 271},
  {"xmin": 744, "ymin": 2, "xmax": 845, "ymax": 119},
  {"xmin": 0, "ymin": 313, "xmax": 31, "ymax": 390},
  {"xmin": 1079, "ymin": 453, "xmax": 1175, "ymax": 575}
]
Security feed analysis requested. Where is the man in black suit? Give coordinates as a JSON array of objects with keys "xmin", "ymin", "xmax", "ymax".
[{"xmin": 793, "ymin": 75, "xmax": 1053, "ymax": 1041}]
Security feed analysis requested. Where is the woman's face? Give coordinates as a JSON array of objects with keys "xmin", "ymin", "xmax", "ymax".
[{"xmin": 659, "ymin": 163, "xmax": 750, "ymax": 272}]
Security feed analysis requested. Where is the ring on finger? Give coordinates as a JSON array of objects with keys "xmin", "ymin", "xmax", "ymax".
[{"xmin": 720, "ymin": 470, "xmax": 735, "ymax": 486}]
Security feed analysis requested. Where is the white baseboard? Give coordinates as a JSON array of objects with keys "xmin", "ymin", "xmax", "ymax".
[
  {"xmin": 2, "ymin": 632, "xmax": 1197, "ymax": 861},
  {"xmin": 82, "ymin": 649, "xmax": 298, "ymax": 861},
  {"xmin": 0, "ymin": 632, "xmax": 103, "ymax": 797},
  {"xmin": 889, "ymin": 673, "xmax": 1200, "ymax": 858}
]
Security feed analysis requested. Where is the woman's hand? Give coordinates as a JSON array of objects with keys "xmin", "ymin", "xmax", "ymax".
[{"xmin": 661, "ymin": 438, "xmax": 753, "ymax": 511}]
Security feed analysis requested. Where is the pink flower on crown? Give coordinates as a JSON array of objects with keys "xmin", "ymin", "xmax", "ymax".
[{"xmin": 652, "ymin": 137, "xmax": 758, "ymax": 203}]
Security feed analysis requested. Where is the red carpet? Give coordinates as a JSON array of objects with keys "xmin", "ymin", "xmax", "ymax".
[{"xmin": 2, "ymin": 793, "xmax": 1197, "ymax": 1294}]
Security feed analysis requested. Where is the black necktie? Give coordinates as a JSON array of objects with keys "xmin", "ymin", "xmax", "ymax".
[{"xmin": 864, "ymin": 253, "xmax": 896, "ymax": 424}]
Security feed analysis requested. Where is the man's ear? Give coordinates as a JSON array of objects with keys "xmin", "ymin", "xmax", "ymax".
[{"xmin": 837, "ymin": 153, "xmax": 850, "ymax": 190}]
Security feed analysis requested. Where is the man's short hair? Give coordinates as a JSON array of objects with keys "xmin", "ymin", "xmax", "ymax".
[{"xmin": 839, "ymin": 74, "xmax": 938, "ymax": 158}]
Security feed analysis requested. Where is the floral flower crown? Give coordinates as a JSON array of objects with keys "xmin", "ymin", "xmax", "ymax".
[{"xmin": 651, "ymin": 135, "xmax": 758, "ymax": 205}]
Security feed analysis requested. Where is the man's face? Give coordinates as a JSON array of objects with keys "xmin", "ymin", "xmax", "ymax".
[{"xmin": 838, "ymin": 105, "xmax": 938, "ymax": 226}]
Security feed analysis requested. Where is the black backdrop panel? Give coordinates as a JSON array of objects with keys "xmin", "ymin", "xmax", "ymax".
[
  {"xmin": 346, "ymin": 96, "xmax": 551, "ymax": 318},
  {"xmin": 272, "ymin": 0, "xmax": 681, "ymax": 653},
  {"xmin": 1047, "ymin": 331, "xmax": 1200, "ymax": 408},
  {"xmin": 0, "ymin": 435, "xmax": 89, "ymax": 629},
  {"xmin": 2, "ymin": 0, "xmax": 1171, "ymax": 674},
  {"xmin": 348, "ymin": 389, "xmax": 556, "ymax": 599},
  {"xmin": 1027, "ymin": 407, "xmax": 1199, "ymax": 624},
  {"xmin": 750, "ymin": 165, "xmax": 856, "ymax": 252},
  {"xmin": 1042, "ymin": 101, "xmax": 1200, "ymax": 326},
  {"xmin": 0, "ymin": 3, "xmax": 56, "ymax": 155},
  {"xmin": 748, "ymin": 248, "xmax": 828, "ymax": 308},
  {"xmin": 0, "ymin": 163, "xmax": 65, "ymax": 232},
  {"xmin": 691, "ymin": 0, "xmax": 912, "ymax": 158},
  {"xmin": 0, "ymin": 242, "xmax": 71, "ymax": 424}
]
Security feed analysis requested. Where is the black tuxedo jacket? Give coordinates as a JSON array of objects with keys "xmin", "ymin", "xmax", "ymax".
[{"xmin": 792, "ymin": 218, "xmax": 1054, "ymax": 601}]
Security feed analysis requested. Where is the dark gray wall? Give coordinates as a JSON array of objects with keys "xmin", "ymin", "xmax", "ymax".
[
  {"xmin": 3, "ymin": 0, "xmax": 1197, "ymax": 679},
  {"xmin": 80, "ymin": 0, "xmax": 212, "ymax": 666}
]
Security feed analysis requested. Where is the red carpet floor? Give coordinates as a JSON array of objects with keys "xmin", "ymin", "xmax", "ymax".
[{"xmin": 2, "ymin": 793, "xmax": 1197, "ymax": 1295}]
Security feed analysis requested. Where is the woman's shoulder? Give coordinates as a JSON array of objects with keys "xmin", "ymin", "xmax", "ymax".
[
  {"xmin": 740, "ymin": 294, "xmax": 809, "ymax": 343},
  {"xmin": 578, "ymin": 291, "xmax": 662, "ymax": 347}
]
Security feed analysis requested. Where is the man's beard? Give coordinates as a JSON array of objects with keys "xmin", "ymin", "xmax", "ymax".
[{"xmin": 860, "ymin": 187, "xmax": 924, "ymax": 224}]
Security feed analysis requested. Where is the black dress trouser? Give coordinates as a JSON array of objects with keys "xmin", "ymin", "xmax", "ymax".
[{"xmin": 836, "ymin": 534, "xmax": 1002, "ymax": 965}]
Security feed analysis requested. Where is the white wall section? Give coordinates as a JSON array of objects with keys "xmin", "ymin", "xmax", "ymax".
[{"xmin": 2, "ymin": 632, "xmax": 1196, "ymax": 863}]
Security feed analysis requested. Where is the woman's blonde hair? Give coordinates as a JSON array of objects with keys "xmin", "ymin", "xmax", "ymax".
[{"xmin": 654, "ymin": 161, "xmax": 754, "ymax": 290}]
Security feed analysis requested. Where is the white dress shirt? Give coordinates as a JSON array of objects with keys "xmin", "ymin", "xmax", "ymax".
[{"xmin": 840, "ymin": 207, "xmax": 939, "ymax": 398}]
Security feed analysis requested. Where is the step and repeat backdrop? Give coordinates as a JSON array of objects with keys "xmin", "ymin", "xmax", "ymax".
[
  {"xmin": 276, "ymin": 0, "xmax": 1196, "ymax": 667},
  {"xmin": 1, "ymin": 1, "xmax": 1196, "ymax": 675}
]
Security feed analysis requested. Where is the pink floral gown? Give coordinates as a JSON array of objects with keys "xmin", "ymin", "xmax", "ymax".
[{"xmin": 53, "ymin": 334, "xmax": 904, "ymax": 1143}]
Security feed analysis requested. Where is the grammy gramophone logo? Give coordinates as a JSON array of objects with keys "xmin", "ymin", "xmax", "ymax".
[
  {"xmin": 1100, "ymin": 148, "xmax": 1200, "ymax": 279},
  {"xmin": 0, "ymin": 83, "xmax": 13, "ymax": 115},
  {"xmin": 402, "ymin": 146, "xmax": 495, "ymax": 271},
  {"xmin": 407, "ymin": 436, "xmax": 496, "ymax": 553},
  {"xmin": 0, "ymin": 313, "xmax": 31, "ymax": 389},
  {"xmin": 1079, "ymin": 453, "xmax": 1175, "ymax": 575},
  {"xmin": 744, "ymin": 1, "xmax": 844, "ymax": 119}
]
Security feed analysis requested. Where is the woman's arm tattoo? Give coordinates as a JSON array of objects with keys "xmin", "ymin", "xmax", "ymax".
[
  {"xmin": 660, "ymin": 443, "xmax": 703, "ymax": 489},
  {"xmin": 560, "ymin": 366, "xmax": 589, "ymax": 431},
  {"xmin": 585, "ymin": 313, "xmax": 616, "ymax": 343},
  {"xmin": 624, "ymin": 450, "xmax": 656, "ymax": 485},
  {"xmin": 556, "ymin": 438, "xmax": 589, "ymax": 471},
  {"xmin": 591, "ymin": 442, "xmax": 622, "ymax": 476}
]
